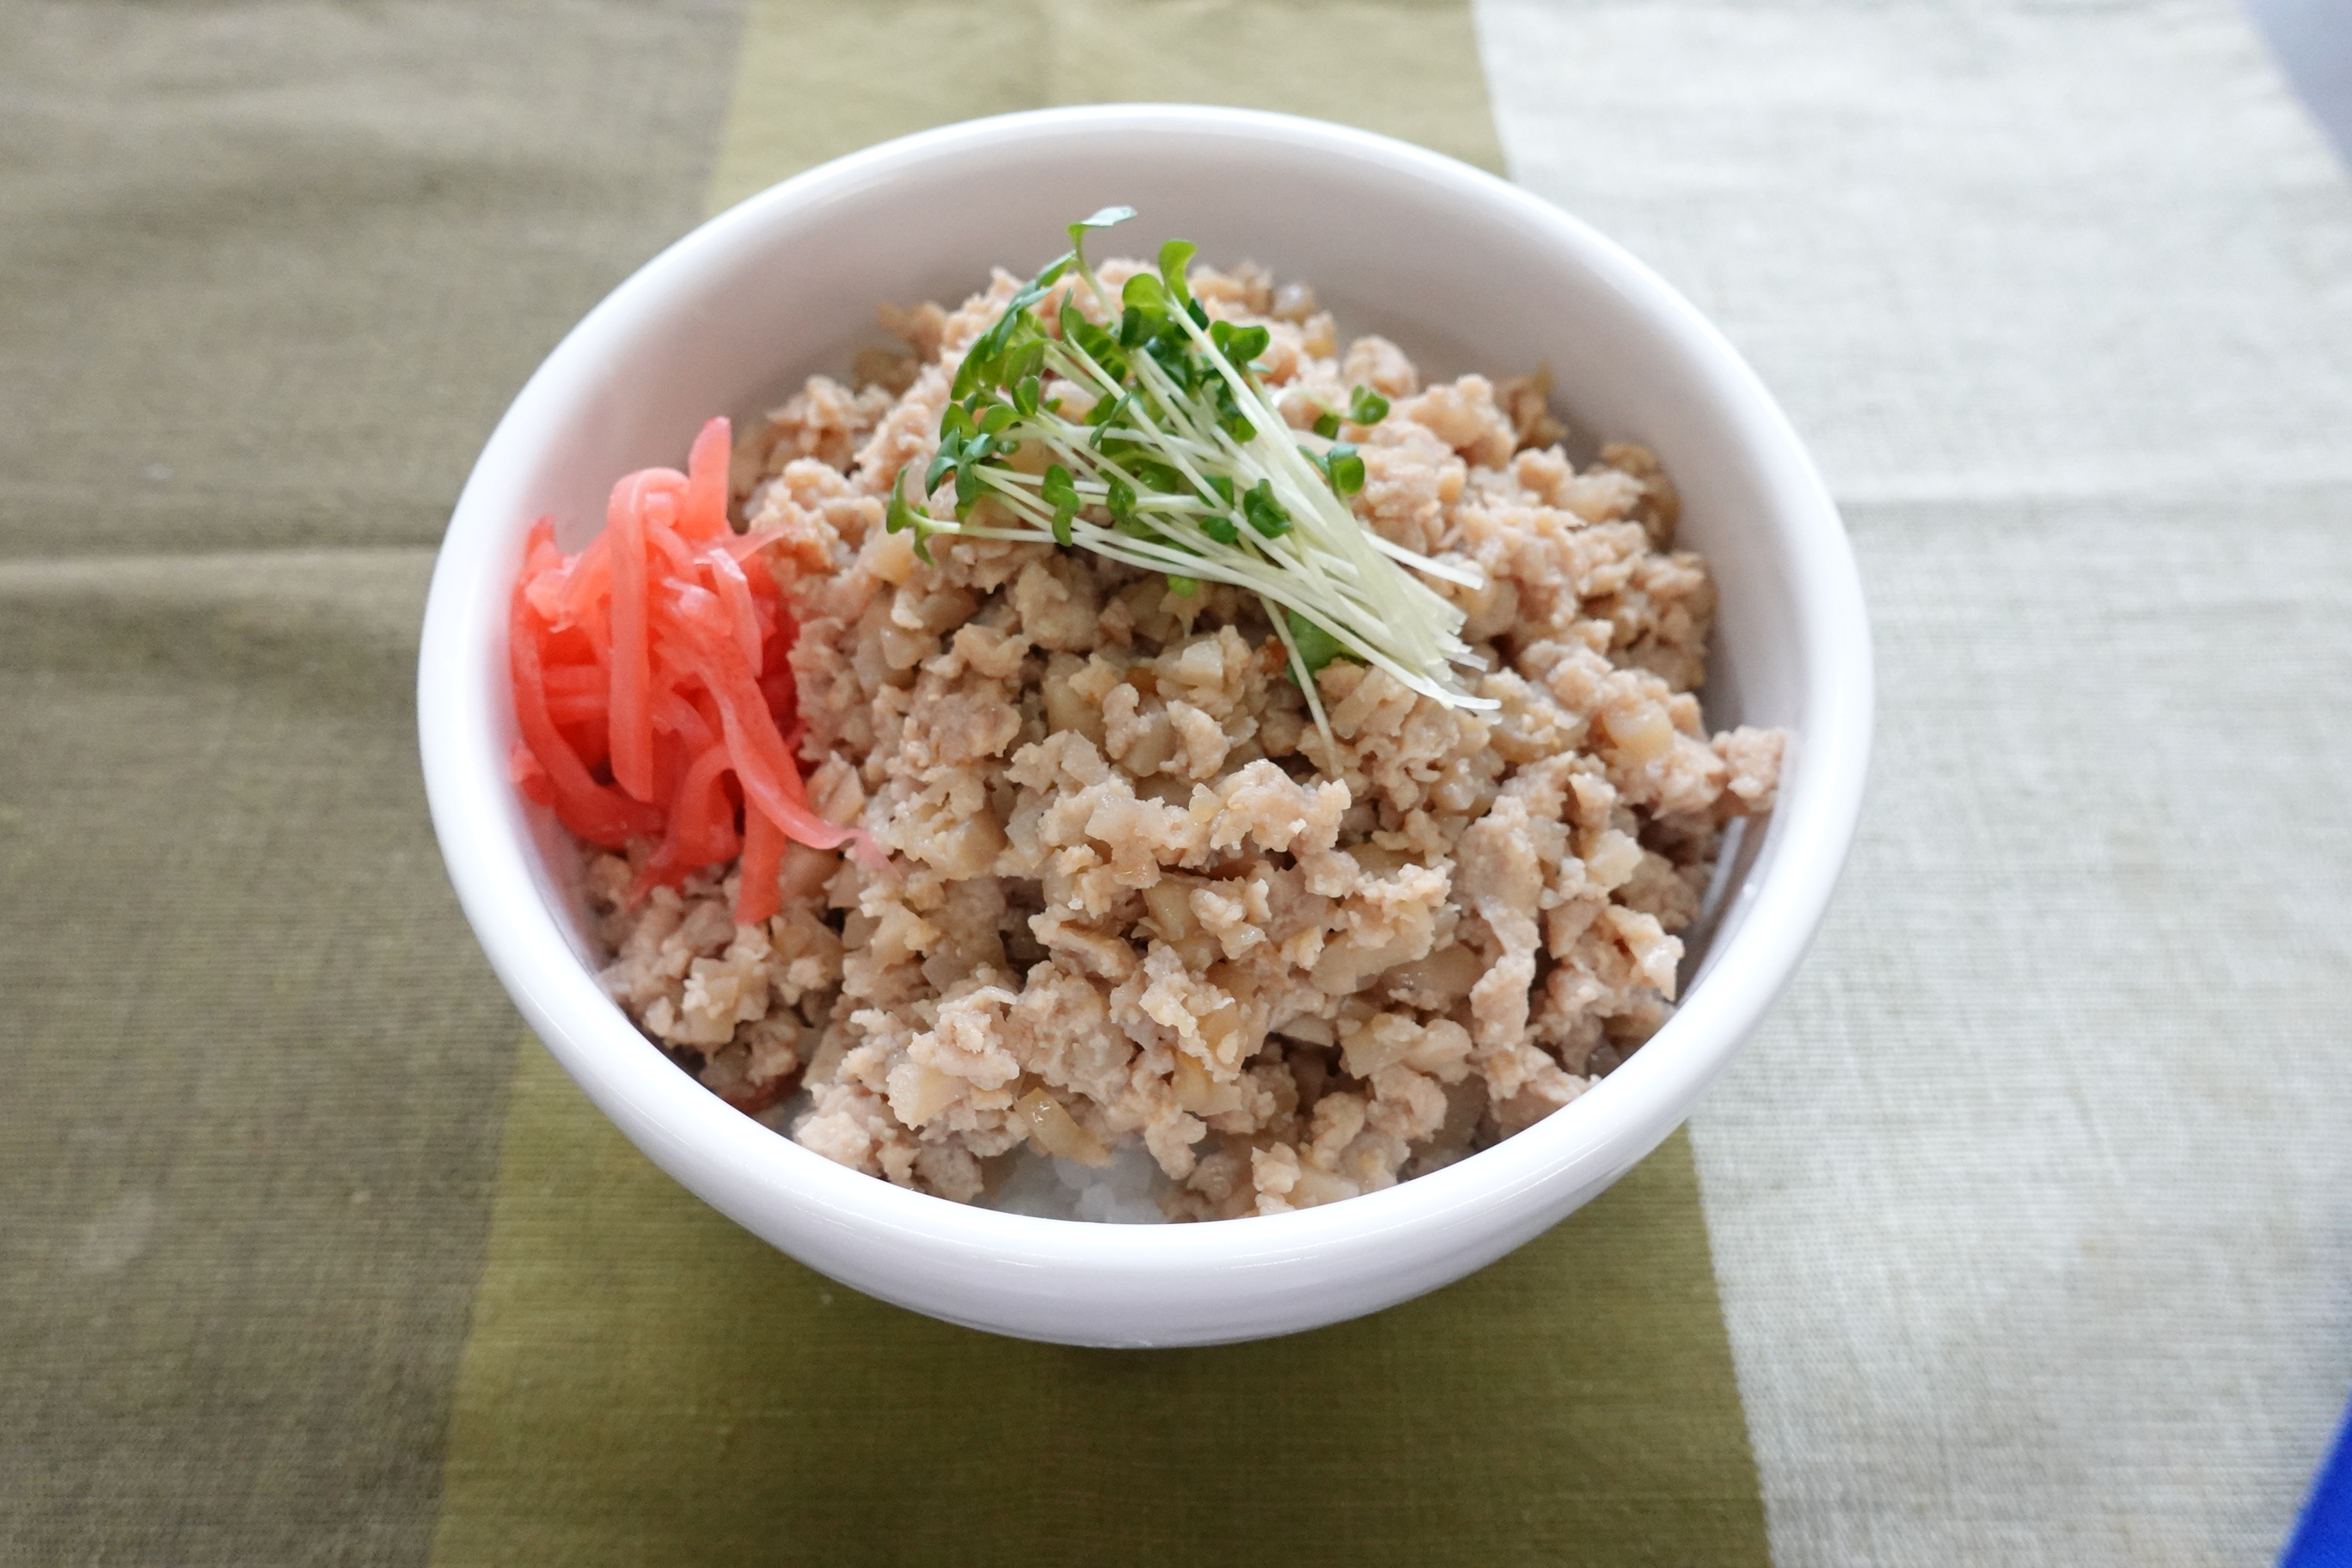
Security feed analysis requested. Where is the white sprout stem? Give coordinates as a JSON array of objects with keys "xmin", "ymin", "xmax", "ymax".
[
  {"xmin": 946, "ymin": 468, "xmax": 1497, "ymax": 716},
  {"xmin": 1265, "ymin": 593, "xmax": 1336, "ymax": 763},
  {"xmin": 1161, "ymin": 303, "xmax": 1488, "ymax": 694},
  {"xmin": 928, "ymin": 246, "xmax": 1500, "ymax": 722}
]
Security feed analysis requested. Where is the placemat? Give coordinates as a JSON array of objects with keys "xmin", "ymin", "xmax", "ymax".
[
  {"xmin": 0, "ymin": 3, "xmax": 738, "ymax": 1560},
  {"xmin": 436, "ymin": 1057, "xmax": 1760, "ymax": 1564},
  {"xmin": 428, "ymin": 3, "xmax": 1768, "ymax": 1563}
]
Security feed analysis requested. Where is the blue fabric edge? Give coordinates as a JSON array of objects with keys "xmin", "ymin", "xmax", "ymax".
[{"xmin": 2284, "ymin": 1393, "xmax": 2352, "ymax": 1565}]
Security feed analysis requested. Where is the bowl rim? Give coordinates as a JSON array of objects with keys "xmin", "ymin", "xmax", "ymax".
[{"xmin": 418, "ymin": 102, "xmax": 1871, "ymax": 1287}]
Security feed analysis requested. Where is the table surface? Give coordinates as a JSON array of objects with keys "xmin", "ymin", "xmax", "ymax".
[{"xmin": 4, "ymin": 3, "xmax": 2349, "ymax": 1565}]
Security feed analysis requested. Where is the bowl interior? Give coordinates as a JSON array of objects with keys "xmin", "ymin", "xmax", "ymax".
[{"xmin": 484, "ymin": 114, "xmax": 1816, "ymax": 989}]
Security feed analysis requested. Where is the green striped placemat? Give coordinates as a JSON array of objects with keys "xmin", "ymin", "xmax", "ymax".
[{"xmin": 429, "ymin": 6, "xmax": 1768, "ymax": 1561}]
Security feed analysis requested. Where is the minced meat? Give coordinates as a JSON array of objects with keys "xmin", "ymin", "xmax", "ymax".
[{"xmin": 585, "ymin": 258, "xmax": 1783, "ymax": 1220}]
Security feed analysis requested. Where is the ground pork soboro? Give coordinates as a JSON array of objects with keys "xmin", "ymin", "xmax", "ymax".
[{"xmin": 582, "ymin": 259, "xmax": 1785, "ymax": 1220}]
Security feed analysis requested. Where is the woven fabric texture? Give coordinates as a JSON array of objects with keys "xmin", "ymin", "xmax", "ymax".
[
  {"xmin": 1478, "ymin": 0, "xmax": 2352, "ymax": 1559},
  {"xmin": 428, "ymin": 3, "xmax": 1767, "ymax": 1564},
  {"xmin": 0, "ymin": 3, "xmax": 741, "ymax": 1561}
]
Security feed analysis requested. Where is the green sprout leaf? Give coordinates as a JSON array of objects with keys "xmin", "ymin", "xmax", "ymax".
[
  {"xmin": 925, "ymin": 405, "xmax": 976, "ymax": 492},
  {"xmin": 1106, "ymin": 475, "xmax": 1137, "ymax": 526},
  {"xmin": 1059, "ymin": 301, "xmax": 1129, "ymax": 383},
  {"xmin": 885, "ymin": 467, "xmax": 939, "ymax": 564},
  {"xmin": 1347, "ymin": 385, "xmax": 1391, "ymax": 425},
  {"xmin": 1312, "ymin": 408, "xmax": 1341, "ymax": 440},
  {"xmin": 885, "ymin": 467, "xmax": 922, "ymax": 534},
  {"xmin": 1150, "ymin": 332, "xmax": 1201, "ymax": 391},
  {"xmin": 1209, "ymin": 319, "xmax": 1269, "ymax": 367},
  {"xmin": 952, "ymin": 458, "xmax": 989, "ymax": 517},
  {"xmin": 954, "ymin": 278, "xmax": 1056, "ymax": 401},
  {"xmin": 1069, "ymin": 205, "xmax": 1137, "ymax": 252},
  {"xmin": 1325, "ymin": 441, "xmax": 1365, "ymax": 499},
  {"xmin": 1124, "ymin": 457, "xmax": 1175, "ymax": 493},
  {"xmin": 1167, "ymin": 574, "xmax": 1200, "ymax": 597},
  {"xmin": 1003, "ymin": 337, "xmax": 1046, "ymax": 389},
  {"xmin": 1041, "ymin": 462, "xmax": 1079, "ymax": 547},
  {"xmin": 1285, "ymin": 609, "xmax": 1357, "ymax": 674},
  {"xmin": 1087, "ymin": 389, "xmax": 1137, "ymax": 448},
  {"xmin": 1158, "ymin": 239, "xmax": 1198, "ymax": 311},
  {"xmin": 1121, "ymin": 270, "xmax": 1171, "ymax": 316},
  {"xmin": 1241, "ymin": 478, "xmax": 1292, "ymax": 538}
]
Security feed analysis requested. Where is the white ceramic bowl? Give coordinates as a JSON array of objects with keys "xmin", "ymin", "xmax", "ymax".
[{"xmin": 418, "ymin": 104, "xmax": 1871, "ymax": 1347}]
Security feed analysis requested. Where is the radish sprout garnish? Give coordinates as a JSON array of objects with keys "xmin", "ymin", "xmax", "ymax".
[{"xmin": 886, "ymin": 207, "xmax": 1494, "ymax": 760}]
